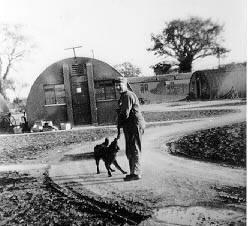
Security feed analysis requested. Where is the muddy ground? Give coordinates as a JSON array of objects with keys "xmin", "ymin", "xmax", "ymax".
[
  {"xmin": 0, "ymin": 101, "xmax": 246, "ymax": 225},
  {"xmin": 0, "ymin": 170, "xmax": 133, "ymax": 225}
]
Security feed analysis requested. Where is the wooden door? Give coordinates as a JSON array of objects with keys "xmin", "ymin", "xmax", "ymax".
[
  {"xmin": 196, "ymin": 78, "xmax": 201, "ymax": 98},
  {"xmin": 70, "ymin": 64, "xmax": 91, "ymax": 125}
]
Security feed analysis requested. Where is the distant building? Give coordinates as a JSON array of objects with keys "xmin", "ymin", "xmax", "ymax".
[
  {"xmin": 128, "ymin": 73, "xmax": 192, "ymax": 104},
  {"xmin": 26, "ymin": 57, "xmax": 126, "ymax": 127},
  {"xmin": 128, "ymin": 65, "xmax": 246, "ymax": 103},
  {"xmin": 189, "ymin": 65, "xmax": 246, "ymax": 99}
]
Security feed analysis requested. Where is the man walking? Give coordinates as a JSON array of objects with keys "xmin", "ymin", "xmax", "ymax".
[{"xmin": 115, "ymin": 77, "xmax": 145, "ymax": 181}]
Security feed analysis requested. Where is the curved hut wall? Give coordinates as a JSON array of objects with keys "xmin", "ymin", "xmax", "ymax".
[
  {"xmin": 26, "ymin": 57, "xmax": 124, "ymax": 127},
  {"xmin": 189, "ymin": 70, "xmax": 220, "ymax": 99},
  {"xmin": 189, "ymin": 67, "xmax": 246, "ymax": 100}
]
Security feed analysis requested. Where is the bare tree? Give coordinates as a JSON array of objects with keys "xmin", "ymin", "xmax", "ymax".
[{"xmin": 0, "ymin": 24, "xmax": 34, "ymax": 99}]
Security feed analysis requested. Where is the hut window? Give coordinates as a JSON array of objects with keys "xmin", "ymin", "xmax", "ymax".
[
  {"xmin": 105, "ymin": 83, "xmax": 116, "ymax": 99},
  {"xmin": 44, "ymin": 84, "xmax": 66, "ymax": 105},
  {"xmin": 95, "ymin": 81, "xmax": 116, "ymax": 100},
  {"xmin": 95, "ymin": 86, "xmax": 105, "ymax": 100}
]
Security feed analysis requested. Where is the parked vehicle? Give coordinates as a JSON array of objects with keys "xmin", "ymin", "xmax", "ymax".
[{"xmin": 31, "ymin": 120, "xmax": 58, "ymax": 133}]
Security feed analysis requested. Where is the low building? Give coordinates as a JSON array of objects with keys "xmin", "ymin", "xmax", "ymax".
[
  {"xmin": 26, "ymin": 57, "xmax": 125, "ymax": 127},
  {"xmin": 189, "ymin": 65, "xmax": 246, "ymax": 99},
  {"xmin": 128, "ymin": 73, "xmax": 191, "ymax": 104}
]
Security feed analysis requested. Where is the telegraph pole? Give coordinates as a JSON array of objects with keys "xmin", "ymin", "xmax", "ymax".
[
  {"xmin": 216, "ymin": 47, "xmax": 221, "ymax": 69},
  {"xmin": 91, "ymin": 49, "xmax": 94, "ymax": 59},
  {"xmin": 0, "ymin": 57, "xmax": 2, "ymax": 95}
]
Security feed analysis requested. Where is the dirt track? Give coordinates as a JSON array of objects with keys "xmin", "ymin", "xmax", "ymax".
[{"xmin": 48, "ymin": 103, "xmax": 246, "ymax": 225}]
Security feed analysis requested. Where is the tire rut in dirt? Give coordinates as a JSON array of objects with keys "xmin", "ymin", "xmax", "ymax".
[{"xmin": 43, "ymin": 173, "xmax": 150, "ymax": 225}]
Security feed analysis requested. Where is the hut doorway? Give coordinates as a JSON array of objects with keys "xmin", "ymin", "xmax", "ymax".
[
  {"xmin": 71, "ymin": 81, "xmax": 91, "ymax": 125},
  {"xmin": 70, "ymin": 64, "xmax": 91, "ymax": 125},
  {"xmin": 196, "ymin": 78, "xmax": 201, "ymax": 98},
  {"xmin": 197, "ymin": 75, "xmax": 210, "ymax": 99},
  {"xmin": 190, "ymin": 73, "xmax": 210, "ymax": 100}
]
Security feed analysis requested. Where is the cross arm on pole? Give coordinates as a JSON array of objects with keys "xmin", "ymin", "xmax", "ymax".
[{"xmin": 64, "ymin": 46, "xmax": 82, "ymax": 58}]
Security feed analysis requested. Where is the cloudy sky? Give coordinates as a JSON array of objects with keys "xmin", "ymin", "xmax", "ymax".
[{"xmin": 0, "ymin": 0, "xmax": 247, "ymax": 98}]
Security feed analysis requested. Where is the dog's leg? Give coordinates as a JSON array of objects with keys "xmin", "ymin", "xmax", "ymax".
[
  {"xmin": 105, "ymin": 162, "xmax": 112, "ymax": 177},
  {"xmin": 109, "ymin": 166, "xmax": 115, "ymax": 172},
  {"xmin": 112, "ymin": 160, "xmax": 127, "ymax": 174},
  {"xmin": 96, "ymin": 158, "xmax": 100, "ymax": 174}
]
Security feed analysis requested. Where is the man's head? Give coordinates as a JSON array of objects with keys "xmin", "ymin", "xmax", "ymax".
[{"xmin": 115, "ymin": 77, "xmax": 127, "ymax": 93}]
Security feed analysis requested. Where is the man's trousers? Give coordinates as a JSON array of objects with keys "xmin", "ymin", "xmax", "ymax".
[{"xmin": 123, "ymin": 123, "xmax": 144, "ymax": 175}]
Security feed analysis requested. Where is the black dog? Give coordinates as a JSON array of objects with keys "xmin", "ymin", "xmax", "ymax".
[
  {"xmin": 94, "ymin": 138, "xmax": 127, "ymax": 177},
  {"xmin": 94, "ymin": 138, "xmax": 109, "ymax": 174}
]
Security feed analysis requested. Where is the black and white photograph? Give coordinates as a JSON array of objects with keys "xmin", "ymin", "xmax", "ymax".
[{"xmin": 0, "ymin": 0, "xmax": 246, "ymax": 225}]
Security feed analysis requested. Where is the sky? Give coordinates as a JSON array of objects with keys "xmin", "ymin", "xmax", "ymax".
[{"xmin": 0, "ymin": 0, "xmax": 247, "ymax": 99}]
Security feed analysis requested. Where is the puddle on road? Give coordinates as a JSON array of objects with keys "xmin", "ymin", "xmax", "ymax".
[{"xmin": 153, "ymin": 206, "xmax": 245, "ymax": 225}]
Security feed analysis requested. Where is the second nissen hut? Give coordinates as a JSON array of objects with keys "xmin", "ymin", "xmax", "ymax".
[
  {"xmin": 26, "ymin": 57, "xmax": 124, "ymax": 127},
  {"xmin": 189, "ymin": 65, "xmax": 246, "ymax": 100}
]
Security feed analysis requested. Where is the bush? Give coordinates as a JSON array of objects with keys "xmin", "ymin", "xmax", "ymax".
[{"xmin": 167, "ymin": 122, "xmax": 246, "ymax": 167}]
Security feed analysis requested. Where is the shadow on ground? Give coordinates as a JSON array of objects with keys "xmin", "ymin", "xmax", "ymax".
[{"xmin": 60, "ymin": 152, "xmax": 94, "ymax": 162}]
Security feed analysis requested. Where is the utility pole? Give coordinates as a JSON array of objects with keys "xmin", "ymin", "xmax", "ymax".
[
  {"xmin": 64, "ymin": 46, "xmax": 82, "ymax": 59},
  {"xmin": 0, "ymin": 57, "xmax": 2, "ymax": 95},
  {"xmin": 91, "ymin": 49, "xmax": 94, "ymax": 59},
  {"xmin": 216, "ymin": 47, "xmax": 221, "ymax": 69}
]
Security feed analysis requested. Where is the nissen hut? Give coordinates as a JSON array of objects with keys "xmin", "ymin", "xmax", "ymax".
[
  {"xmin": 26, "ymin": 57, "xmax": 125, "ymax": 127},
  {"xmin": 189, "ymin": 65, "xmax": 246, "ymax": 100},
  {"xmin": 128, "ymin": 73, "xmax": 191, "ymax": 104}
]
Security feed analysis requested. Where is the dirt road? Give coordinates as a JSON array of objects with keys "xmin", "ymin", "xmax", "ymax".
[{"xmin": 49, "ymin": 104, "xmax": 246, "ymax": 225}]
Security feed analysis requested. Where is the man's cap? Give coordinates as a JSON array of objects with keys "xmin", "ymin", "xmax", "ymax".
[{"xmin": 115, "ymin": 76, "xmax": 127, "ymax": 84}]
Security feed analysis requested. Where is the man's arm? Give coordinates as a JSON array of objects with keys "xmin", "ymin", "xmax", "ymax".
[
  {"xmin": 118, "ymin": 93, "xmax": 133, "ymax": 125},
  {"xmin": 116, "ymin": 108, "xmax": 121, "ymax": 139}
]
